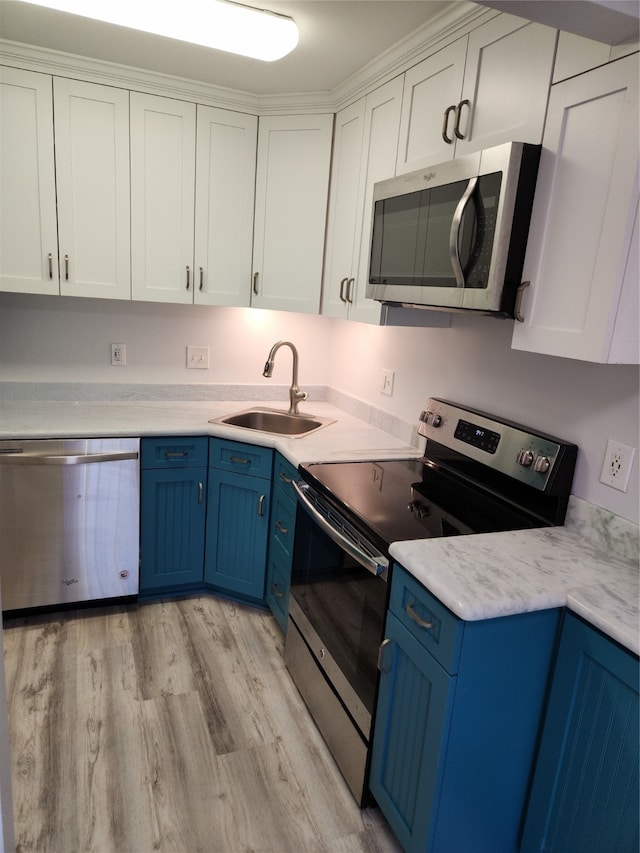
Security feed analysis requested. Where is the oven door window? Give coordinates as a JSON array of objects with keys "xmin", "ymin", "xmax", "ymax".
[{"xmin": 291, "ymin": 519, "xmax": 387, "ymax": 721}]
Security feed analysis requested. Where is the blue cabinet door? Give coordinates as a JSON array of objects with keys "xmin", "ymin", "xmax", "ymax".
[
  {"xmin": 371, "ymin": 564, "xmax": 560, "ymax": 853},
  {"xmin": 140, "ymin": 466, "xmax": 207, "ymax": 593},
  {"xmin": 369, "ymin": 611, "xmax": 455, "ymax": 853},
  {"xmin": 522, "ymin": 612, "xmax": 639, "ymax": 852},
  {"xmin": 204, "ymin": 467, "xmax": 270, "ymax": 602}
]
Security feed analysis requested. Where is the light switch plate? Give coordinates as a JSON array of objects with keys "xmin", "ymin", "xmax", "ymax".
[{"xmin": 187, "ymin": 345, "xmax": 209, "ymax": 369}]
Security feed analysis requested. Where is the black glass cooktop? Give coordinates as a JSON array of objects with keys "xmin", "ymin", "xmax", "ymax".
[{"xmin": 299, "ymin": 457, "xmax": 545, "ymax": 550}]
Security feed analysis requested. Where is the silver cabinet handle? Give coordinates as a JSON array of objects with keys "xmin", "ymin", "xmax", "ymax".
[
  {"xmin": 279, "ymin": 471, "xmax": 293, "ymax": 484},
  {"xmin": 346, "ymin": 277, "xmax": 354, "ymax": 304},
  {"xmin": 257, "ymin": 494, "xmax": 265, "ymax": 516},
  {"xmin": 199, "ymin": 266, "xmax": 204, "ymax": 291},
  {"xmin": 442, "ymin": 104, "xmax": 456, "ymax": 144},
  {"xmin": 377, "ymin": 638, "xmax": 393, "ymax": 673},
  {"xmin": 454, "ymin": 99, "xmax": 470, "ymax": 140},
  {"xmin": 230, "ymin": 455, "xmax": 251, "ymax": 465},
  {"xmin": 514, "ymin": 281, "xmax": 530, "ymax": 323},
  {"xmin": 449, "ymin": 176, "xmax": 477, "ymax": 288},
  {"xmin": 64, "ymin": 254, "xmax": 69, "ymax": 280},
  {"xmin": 406, "ymin": 602, "xmax": 434, "ymax": 630},
  {"xmin": 164, "ymin": 451, "xmax": 189, "ymax": 458},
  {"xmin": 339, "ymin": 277, "xmax": 348, "ymax": 303},
  {"xmin": 186, "ymin": 265, "xmax": 191, "ymax": 290},
  {"xmin": 48, "ymin": 252, "xmax": 53, "ymax": 279},
  {"xmin": 271, "ymin": 583, "xmax": 284, "ymax": 599},
  {"xmin": 0, "ymin": 451, "xmax": 138, "ymax": 466},
  {"xmin": 198, "ymin": 482, "xmax": 204, "ymax": 504},
  {"xmin": 253, "ymin": 272, "xmax": 259, "ymax": 295},
  {"xmin": 275, "ymin": 520, "xmax": 288, "ymax": 534}
]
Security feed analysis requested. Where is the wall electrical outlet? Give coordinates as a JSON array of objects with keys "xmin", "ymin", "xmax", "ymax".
[
  {"xmin": 110, "ymin": 343, "xmax": 126, "ymax": 366},
  {"xmin": 380, "ymin": 368, "xmax": 395, "ymax": 396},
  {"xmin": 599, "ymin": 439, "xmax": 636, "ymax": 492},
  {"xmin": 187, "ymin": 345, "xmax": 209, "ymax": 369}
]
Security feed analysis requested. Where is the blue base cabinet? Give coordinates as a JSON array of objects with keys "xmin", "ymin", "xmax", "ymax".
[
  {"xmin": 140, "ymin": 437, "xmax": 208, "ymax": 595},
  {"xmin": 370, "ymin": 565, "xmax": 560, "ymax": 853},
  {"xmin": 265, "ymin": 453, "xmax": 298, "ymax": 632},
  {"xmin": 521, "ymin": 612, "xmax": 639, "ymax": 852},
  {"xmin": 204, "ymin": 438, "xmax": 273, "ymax": 604}
]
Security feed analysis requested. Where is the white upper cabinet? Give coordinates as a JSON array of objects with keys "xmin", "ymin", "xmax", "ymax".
[
  {"xmin": 351, "ymin": 78, "xmax": 404, "ymax": 324},
  {"xmin": 54, "ymin": 78, "xmax": 131, "ymax": 300},
  {"xmin": 396, "ymin": 14, "xmax": 557, "ymax": 174},
  {"xmin": 322, "ymin": 76, "xmax": 404, "ymax": 324},
  {"xmin": 194, "ymin": 106, "xmax": 257, "ymax": 307},
  {"xmin": 0, "ymin": 70, "xmax": 130, "ymax": 300},
  {"xmin": 252, "ymin": 114, "xmax": 333, "ymax": 314},
  {"xmin": 130, "ymin": 93, "xmax": 196, "ymax": 303},
  {"xmin": 0, "ymin": 67, "xmax": 58, "ymax": 296},
  {"xmin": 512, "ymin": 54, "xmax": 639, "ymax": 364},
  {"xmin": 321, "ymin": 99, "xmax": 366, "ymax": 320}
]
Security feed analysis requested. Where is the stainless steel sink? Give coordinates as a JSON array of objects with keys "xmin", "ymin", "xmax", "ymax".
[{"xmin": 210, "ymin": 407, "xmax": 334, "ymax": 438}]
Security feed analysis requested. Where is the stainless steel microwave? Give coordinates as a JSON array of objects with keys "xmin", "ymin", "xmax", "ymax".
[{"xmin": 367, "ymin": 142, "xmax": 540, "ymax": 316}]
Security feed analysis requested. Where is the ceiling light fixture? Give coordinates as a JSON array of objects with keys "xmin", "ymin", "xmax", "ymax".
[{"xmin": 16, "ymin": 0, "xmax": 299, "ymax": 61}]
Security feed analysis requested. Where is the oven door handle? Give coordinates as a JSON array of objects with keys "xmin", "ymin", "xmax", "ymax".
[{"xmin": 292, "ymin": 480, "xmax": 389, "ymax": 577}]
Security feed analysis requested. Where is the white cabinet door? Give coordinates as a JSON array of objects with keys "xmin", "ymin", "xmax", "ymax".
[
  {"xmin": 0, "ymin": 67, "xmax": 58, "ymax": 295},
  {"xmin": 350, "ymin": 77, "xmax": 404, "ymax": 325},
  {"xmin": 455, "ymin": 15, "xmax": 556, "ymax": 156},
  {"xmin": 321, "ymin": 99, "xmax": 366, "ymax": 319},
  {"xmin": 322, "ymin": 77, "xmax": 403, "ymax": 324},
  {"xmin": 54, "ymin": 78, "xmax": 130, "ymax": 300},
  {"xmin": 396, "ymin": 39, "xmax": 467, "ymax": 174},
  {"xmin": 131, "ymin": 93, "xmax": 196, "ymax": 303},
  {"xmin": 194, "ymin": 106, "xmax": 257, "ymax": 307},
  {"xmin": 252, "ymin": 114, "xmax": 333, "ymax": 314},
  {"xmin": 512, "ymin": 54, "xmax": 639, "ymax": 364},
  {"xmin": 396, "ymin": 14, "xmax": 556, "ymax": 174}
]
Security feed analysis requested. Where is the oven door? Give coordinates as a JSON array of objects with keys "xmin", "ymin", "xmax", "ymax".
[{"xmin": 285, "ymin": 481, "xmax": 390, "ymax": 803}]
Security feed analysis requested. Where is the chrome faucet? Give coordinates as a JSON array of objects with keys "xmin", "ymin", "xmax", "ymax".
[{"xmin": 263, "ymin": 340, "xmax": 308, "ymax": 415}]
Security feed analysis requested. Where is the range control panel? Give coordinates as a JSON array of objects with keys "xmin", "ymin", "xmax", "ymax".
[{"xmin": 418, "ymin": 398, "xmax": 577, "ymax": 493}]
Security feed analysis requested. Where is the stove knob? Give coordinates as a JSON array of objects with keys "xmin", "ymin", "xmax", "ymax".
[
  {"xmin": 517, "ymin": 449, "xmax": 534, "ymax": 467},
  {"xmin": 424, "ymin": 411, "xmax": 442, "ymax": 427},
  {"xmin": 533, "ymin": 455, "xmax": 551, "ymax": 473}
]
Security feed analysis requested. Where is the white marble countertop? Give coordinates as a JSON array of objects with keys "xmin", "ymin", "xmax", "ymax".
[
  {"xmin": 0, "ymin": 399, "xmax": 419, "ymax": 467},
  {"xmin": 391, "ymin": 518, "xmax": 639, "ymax": 655},
  {"xmin": 1, "ymin": 396, "xmax": 638, "ymax": 655}
]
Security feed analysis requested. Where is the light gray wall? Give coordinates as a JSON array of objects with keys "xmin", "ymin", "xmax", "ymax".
[{"xmin": 0, "ymin": 292, "xmax": 638, "ymax": 522}]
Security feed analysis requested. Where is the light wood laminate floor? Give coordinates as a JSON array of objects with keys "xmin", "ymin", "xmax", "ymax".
[{"xmin": 3, "ymin": 595, "xmax": 402, "ymax": 853}]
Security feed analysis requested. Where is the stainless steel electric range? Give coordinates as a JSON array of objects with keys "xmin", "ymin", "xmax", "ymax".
[{"xmin": 285, "ymin": 398, "xmax": 578, "ymax": 804}]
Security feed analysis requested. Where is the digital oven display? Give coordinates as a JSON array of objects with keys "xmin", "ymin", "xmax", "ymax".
[{"xmin": 454, "ymin": 419, "xmax": 500, "ymax": 454}]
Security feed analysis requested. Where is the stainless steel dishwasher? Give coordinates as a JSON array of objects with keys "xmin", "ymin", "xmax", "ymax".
[{"xmin": 0, "ymin": 438, "xmax": 140, "ymax": 612}]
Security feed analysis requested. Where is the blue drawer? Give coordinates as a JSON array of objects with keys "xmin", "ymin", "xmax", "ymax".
[
  {"xmin": 141, "ymin": 436, "xmax": 208, "ymax": 469},
  {"xmin": 273, "ymin": 453, "xmax": 299, "ymax": 503},
  {"xmin": 389, "ymin": 564, "xmax": 464, "ymax": 674},
  {"xmin": 209, "ymin": 438, "xmax": 273, "ymax": 480}
]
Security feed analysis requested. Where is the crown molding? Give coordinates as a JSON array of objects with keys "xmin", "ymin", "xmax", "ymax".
[
  {"xmin": 0, "ymin": 39, "xmax": 262, "ymax": 112},
  {"xmin": 332, "ymin": 3, "xmax": 497, "ymax": 110},
  {"xmin": 0, "ymin": 3, "xmax": 498, "ymax": 115}
]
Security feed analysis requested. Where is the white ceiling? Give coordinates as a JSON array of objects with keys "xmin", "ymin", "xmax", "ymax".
[
  {"xmin": 1, "ymin": 1, "xmax": 637, "ymax": 97},
  {"xmin": 0, "ymin": 1, "xmax": 458, "ymax": 95}
]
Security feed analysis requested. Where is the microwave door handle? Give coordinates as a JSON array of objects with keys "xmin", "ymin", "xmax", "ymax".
[
  {"xmin": 449, "ymin": 176, "xmax": 477, "ymax": 288},
  {"xmin": 291, "ymin": 480, "xmax": 388, "ymax": 577}
]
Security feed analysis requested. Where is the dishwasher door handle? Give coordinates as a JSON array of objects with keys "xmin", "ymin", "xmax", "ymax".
[{"xmin": 0, "ymin": 451, "xmax": 139, "ymax": 465}]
